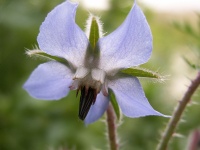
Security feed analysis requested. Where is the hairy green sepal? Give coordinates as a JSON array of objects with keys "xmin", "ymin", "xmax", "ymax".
[
  {"xmin": 26, "ymin": 50, "xmax": 67, "ymax": 64},
  {"xmin": 89, "ymin": 17, "xmax": 100, "ymax": 49},
  {"xmin": 86, "ymin": 17, "xmax": 100, "ymax": 58},
  {"xmin": 109, "ymin": 89, "xmax": 121, "ymax": 120},
  {"xmin": 121, "ymin": 67, "xmax": 163, "ymax": 80}
]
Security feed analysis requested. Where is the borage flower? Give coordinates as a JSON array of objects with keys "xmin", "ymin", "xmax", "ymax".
[{"xmin": 24, "ymin": 0, "xmax": 166, "ymax": 124}]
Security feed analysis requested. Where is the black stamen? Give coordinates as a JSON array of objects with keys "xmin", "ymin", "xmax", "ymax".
[{"xmin": 78, "ymin": 86, "xmax": 97, "ymax": 120}]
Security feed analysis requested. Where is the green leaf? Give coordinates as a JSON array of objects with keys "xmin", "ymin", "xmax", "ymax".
[
  {"xmin": 109, "ymin": 89, "xmax": 121, "ymax": 120},
  {"xmin": 121, "ymin": 67, "xmax": 163, "ymax": 80}
]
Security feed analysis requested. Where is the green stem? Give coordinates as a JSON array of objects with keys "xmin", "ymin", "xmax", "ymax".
[
  {"xmin": 106, "ymin": 103, "xmax": 119, "ymax": 150},
  {"xmin": 157, "ymin": 72, "xmax": 200, "ymax": 150}
]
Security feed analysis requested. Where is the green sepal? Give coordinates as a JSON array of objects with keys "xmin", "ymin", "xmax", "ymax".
[
  {"xmin": 121, "ymin": 67, "xmax": 163, "ymax": 80},
  {"xmin": 89, "ymin": 17, "xmax": 100, "ymax": 49},
  {"xmin": 26, "ymin": 49, "xmax": 67, "ymax": 64},
  {"xmin": 109, "ymin": 89, "xmax": 121, "ymax": 120},
  {"xmin": 86, "ymin": 16, "xmax": 100, "ymax": 59}
]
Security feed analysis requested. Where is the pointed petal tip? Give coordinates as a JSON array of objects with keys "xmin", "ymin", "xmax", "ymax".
[
  {"xmin": 148, "ymin": 111, "xmax": 171, "ymax": 118},
  {"xmin": 98, "ymin": 0, "xmax": 152, "ymax": 71},
  {"xmin": 122, "ymin": 109, "xmax": 170, "ymax": 119},
  {"xmin": 138, "ymin": 109, "xmax": 171, "ymax": 118},
  {"xmin": 65, "ymin": 0, "xmax": 79, "ymax": 11},
  {"xmin": 37, "ymin": 0, "xmax": 88, "ymax": 68},
  {"xmin": 161, "ymin": 114, "xmax": 171, "ymax": 118},
  {"xmin": 133, "ymin": 0, "xmax": 137, "ymax": 5},
  {"xmin": 108, "ymin": 77, "xmax": 169, "ymax": 120}
]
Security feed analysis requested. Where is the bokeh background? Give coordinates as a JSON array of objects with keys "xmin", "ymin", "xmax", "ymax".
[{"xmin": 0, "ymin": 0, "xmax": 200, "ymax": 149}]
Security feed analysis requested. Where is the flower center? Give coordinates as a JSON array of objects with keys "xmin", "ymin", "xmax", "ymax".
[{"xmin": 70, "ymin": 67, "xmax": 108, "ymax": 120}]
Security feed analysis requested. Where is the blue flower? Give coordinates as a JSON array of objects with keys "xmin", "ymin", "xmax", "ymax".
[{"xmin": 24, "ymin": 0, "xmax": 166, "ymax": 124}]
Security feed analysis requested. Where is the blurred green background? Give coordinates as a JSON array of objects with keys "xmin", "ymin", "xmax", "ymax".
[{"xmin": 0, "ymin": 0, "xmax": 200, "ymax": 150}]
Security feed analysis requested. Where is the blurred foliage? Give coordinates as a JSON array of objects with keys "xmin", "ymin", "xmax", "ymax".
[
  {"xmin": 173, "ymin": 14, "xmax": 200, "ymax": 70},
  {"xmin": 0, "ymin": 0, "xmax": 200, "ymax": 150}
]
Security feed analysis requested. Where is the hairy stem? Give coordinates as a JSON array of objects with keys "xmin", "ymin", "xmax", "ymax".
[
  {"xmin": 157, "ymin": 72, "xmax": 200, "ymax": 150},
  {"xmin": 106, "ymin": 103, "xmax": 119, "ymax": 150}
]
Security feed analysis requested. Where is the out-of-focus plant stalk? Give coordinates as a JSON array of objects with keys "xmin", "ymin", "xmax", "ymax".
[
  {"xmin": 157, "ymin": 71, "xmax": 200, "ymax": 150},
  {"xmin": 187, "ymin": 129, "xmax": 200, "ymax": 150},
  {"xmin": 106, "ymin": 104, "xmax": 119, "ymax": 150}
]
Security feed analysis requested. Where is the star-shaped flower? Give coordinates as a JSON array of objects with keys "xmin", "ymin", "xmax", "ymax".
[{"xmin": 24, "ymin": 0, "xmax": 166, "ymax": 124}]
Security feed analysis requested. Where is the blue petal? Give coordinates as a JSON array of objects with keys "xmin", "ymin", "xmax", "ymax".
[
  {"xmin": 108, "ymin": 77, "xmax": 166, "ymax": 118},
  {"xmin": 37, "ymin": 1, "xmax": 89, "ymax": 68},
  {"xmin": 23, "ymin": 61, "xmax": 73, "ymax": 100},
  {"xmin": 98, "ymin": 2, "xmax": 152, "ymax": 72},
  {"xmin": 84, "ymin": 92, "xmax": 109, "ymax": 124}
]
